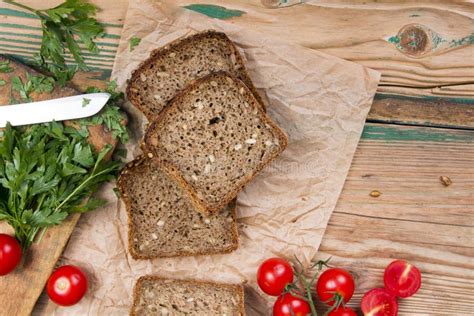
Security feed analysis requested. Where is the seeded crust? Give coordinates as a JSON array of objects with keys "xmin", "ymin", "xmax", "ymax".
[
  {"xmin": 143, "ymin": 72, "xmax": 288, "ymax": 215},
  {"xmin": 117, "ymin": 156, "xmax": 239, "ymax": 259},
  {"xmin": 126, "ymin": 30, "xmax": 265, "ymax": 121},
  {"xmin": 131, "ymin": 276, "xmax": 246, "ymax": 316}
]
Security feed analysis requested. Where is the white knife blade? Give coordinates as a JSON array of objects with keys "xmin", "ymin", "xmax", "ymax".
[{"xmin": 0, "ymin": 93, "xmax": 111, "ymax": 128}]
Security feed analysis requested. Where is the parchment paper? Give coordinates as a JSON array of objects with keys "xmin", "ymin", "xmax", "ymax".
[{"xmin": 41, "ymin": 1, "xmax": 380, "ymax": 314}]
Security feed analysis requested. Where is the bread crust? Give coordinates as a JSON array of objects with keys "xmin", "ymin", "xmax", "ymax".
[
  {"xmin": 126, "ymin": 30, "xmax": 265, "ymax": 121},
  {"xmin": 117, "ymin": 156, "xmax": 240, "ymax": 260},
  {"xmin": 130, "ymin": 276, "xmax": 246, "ymax": 316},
  {"xmin": 143, "ymin": 71, "xmax": 288, "ymax": 215}
]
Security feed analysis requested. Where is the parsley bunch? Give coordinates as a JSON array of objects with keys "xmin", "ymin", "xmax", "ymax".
[
  {"xmin": 0, "ymin": 122, "xmax": 120, "ymax": 250},
  {"xmin": 4, "ymin": 0, "xmax": 104, "ymax": 85}
]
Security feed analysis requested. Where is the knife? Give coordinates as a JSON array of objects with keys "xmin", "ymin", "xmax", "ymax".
[{"xmin": 0, "ymin": 93, "xmax": 111, "ymax": 128}]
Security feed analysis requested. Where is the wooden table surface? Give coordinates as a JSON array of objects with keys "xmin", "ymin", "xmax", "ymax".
[{"xmin": 1, "ymin": 1, "xmax": 473, "ymax": 315}]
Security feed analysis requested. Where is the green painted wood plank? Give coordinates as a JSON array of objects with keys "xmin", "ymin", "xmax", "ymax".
[
  {"xmin": 3, "ymin": 53, "xmax": 113, "ymax": 70},
  {"xmin": 0, "ymin": 41, "xmax": 117, "ymax": 54},
  {"xmin": 375, "ymin": 93, "xmax": 474, "ymax": 106},
  {"xmin": 0, "ymin": 8, "xmax": 123, "ymax": 28},
  {"xmin": 0, "ymin": 36, "xmax": 119, "ymax": 48},
  {"xmin": 0, "ymin": 43, "xmax": 116, "ymax": 59},
  {"xmin": 0, "ymin": 27, "xmax": 120, "ymax": 39},
  {"xmin": 361, "ymin": 124, "xmax": 474, "ymax": 142},
  {"xmin": 183, "ymin": 4, "xmax": 245, "ymax": 19},
  {"xmin": 5, "ymin": 54, "xmax": 112, "ymax": 77}
]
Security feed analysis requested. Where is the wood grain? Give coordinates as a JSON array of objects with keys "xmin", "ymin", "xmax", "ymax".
[
  {"xmin": 315, "ymin": 123, "xmax": 474, "ymax": 315},
  {"xmin": 369, "ymin": 94, "xmax": 474, "ymax": 129},
  {"xmin": 178, "ymin": 0, "xmax": 474, "ymax": 98}
]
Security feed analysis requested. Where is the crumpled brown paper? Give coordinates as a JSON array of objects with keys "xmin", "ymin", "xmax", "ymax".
[{"xmin": 38, "ymin": 1, "xmax": 380, "ymax": 314}]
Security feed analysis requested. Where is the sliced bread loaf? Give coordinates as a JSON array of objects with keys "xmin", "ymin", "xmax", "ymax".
[
  {"xmin": 144, "ymin": 72, "xmax": 288, "ymax": 215},
  {"xmin": 117, "ymin": 157, "xmax": 239, "ymax": 259},
  {"xmin": 131, "ymin": 276, "xmax": 245, "ymax": 316},
  {"xmin": 126, "ymin": 30, "xmax": 264, "ymax": 121}
]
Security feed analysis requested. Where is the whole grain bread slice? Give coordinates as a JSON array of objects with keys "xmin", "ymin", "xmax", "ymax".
[
  {"xmin": 131, "ymin": 276, "xmax": 245, "ymax": 316},
  {"xmin": 126, "ymin": 30, "xmax": 264, "ymax": 121},
  {"xmin": 117, "ymin": 156, "xmax": 239, "ymax": 259},
  {"xmin": 143, "ymin": 72, "xmax": 288, "ymax": 215}
]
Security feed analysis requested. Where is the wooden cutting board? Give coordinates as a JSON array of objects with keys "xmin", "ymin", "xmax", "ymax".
[{"xmin": 0, "ymin": 56, "xmax": 119, "ymax": 316}]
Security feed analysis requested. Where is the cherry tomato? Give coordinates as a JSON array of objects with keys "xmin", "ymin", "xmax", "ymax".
[
  {"xmin": 47, "ymin": 265, "xmax": 88, "ymax": 306},
  {"xmin": 273, "ymin": 293, "xmax": 311, "ymax": 316},
  {"xmin": 316, "ymin": 268, "xmax": 355, "ymax": 306},
  {"xmin": 257, "ymin": 258, "xmax": 294, "ymax": 296},
  {"xmin": 360, "ymin": 288, "xmax": 398, "ymax": 316},
  {"xmin": 328, "ymin": 307, "xmax": 357, "ymax": 316},
  {"xmin": 384, "ymin": 260, "xmax": 421, "ymax": 298},
  {"xmin": 0, "ymin": 234, "xmax": 22, "ymax": 276}
]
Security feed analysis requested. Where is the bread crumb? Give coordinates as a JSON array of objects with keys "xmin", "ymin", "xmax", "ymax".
[
  {"xmin": 151, "ymin": 233, "xmax": 158, "ymax": 240},
  {"xmin": 245, "ymin": 138, "xmax": 257, "ymax": 145},
  {"xmin": 369, "ymin": 190, "xmax": 381, "ymax": 198},
  {"xmin": 439, "ymin": 176, "xmax": 452, "ymax": 186},
  {"xmin": 244, "ymin": 102, "xmax": 249, "ymax": 108},
  {"xmin": 140, "ymin": 73, "xmax": 147, "ymax": 82},
  {"xmin": 182, "ymin": 124, "xmax": 187, "ymax": 130},
  {"xmin": 191, "ymin": 175, "xmax": 198, "ymax": 181},
  {"xmin": 193, "ymin": 224, "xmax": 200, "ymax": 228},
  {"xmin": 208, "ymin": 154, "xmax": 215, "ymax": 163},
  {"xmin": 157, "ymin": 220, "xmax": 165, "ymax": 226},
  {"xmin": 161, "ymin": 307, "xmax": 169, "ymax": 315},
  {"xmin": 204, "ymin": 164, "xmax": 211, "ymax": 174},
  {"xmin": 153, "ymin": 94, "xmax": 161, "ymax": 101},
  {"xmin": 252, "ymin": 133, "xmax": 258, "ymax": 139},
  {"xmin": 265, "ymin": 140, "xmax": 272, "ymax": 147},
  {"xmin": 210, "ymin": 81, "xmax": 218, "ymax": 87},
  {"xmin": 234, "ymin": 144, "xmax": 242, "ymax": 151},
  {"xmin": 239, "ymin": 87, "xmax": 245, "ymax": 95},
  {"xmin": 187, "ymin": 297, "xmax": 194, "ymax": 302},
  {"xmin": 204, "ymin": 218, "xmax": 211, "ymax": 224},
  {"xmin": 169, "ymin": 52, "xmax": 176, "ymax": 58},
  {"xmin": 226, "ymin": 77, "xmax": 233, "ymax": 84},
  {"xmin": 226, "ymin": 217, "xmax": 233, "ymax": 223},
  {"xmin": 147, "ymin": 152, "xmax": 154, "ymax": 158}
]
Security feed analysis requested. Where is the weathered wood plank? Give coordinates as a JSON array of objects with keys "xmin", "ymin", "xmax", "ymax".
[
  {"xmin": 369, "ymin": 94, "xmax": 474, "ymax": 129},
  {"xmin": 178, "ymin": 0, "xmax": 474, "ymax": 98},
  {"xmin": 315, "ymin": 123, "xmax": 474, "ymax": 315}
]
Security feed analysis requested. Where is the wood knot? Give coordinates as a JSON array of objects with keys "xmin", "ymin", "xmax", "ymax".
[{"xmin": 397, "ymin": 24, "xmax": 431, "ymax": 57}]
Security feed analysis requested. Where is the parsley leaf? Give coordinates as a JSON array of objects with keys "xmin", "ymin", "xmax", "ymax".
[
  {"xmin": 10, "ymin": 74, "xmax": 55, "ymax": 102},
  {"xmin": 0, "ymin": 60, "xmax": 13, "ymax": 73},
  {"xmin": 129, "ymin": 36, "xmax": 141, "ymax": 52},
  {"xmin": 82, "ymin": 97, "xmax": 91, "ymax": 107},
  {"xmin": 0, "ymin": 122, "xmax": 122, "ymax": 250},
  {"xmin": 5, "ymin": 0, "xmax": 104, "ymax": 85},
  {"xmin": 0, "ymin": 79, "xmax": 6, "ymax": 86}
]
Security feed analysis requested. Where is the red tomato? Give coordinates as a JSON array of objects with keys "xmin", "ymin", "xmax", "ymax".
[
  {"xmin": 47, "ymin": 265, "xmax": 88, "ymax": 306},
  {"xmin": 316, "ymin": 268, "xmax": 355, "ymax": 306},
  {"xmin": 360, "ymin": 288, "xmax": 398, "ymax": 316},
  {"xmin": 384, "ymin": 260, "xmax": 421, "ymax": 298},
  {"xmin": 257, "ymin": 258, "xmax": 294, "ymax": 296},
  {"xmin": 328, "ymin": 307, "xmax": 357, "ymax": 316},
  {"xmin": 0, "ymin": 234, "xmax": 22, "ymax": 276},
  {"xmin": 273, "ymin": 293, "xmax": 311, "ymax": 316}
]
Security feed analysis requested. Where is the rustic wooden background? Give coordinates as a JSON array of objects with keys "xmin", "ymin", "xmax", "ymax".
[{"xmin": 0, "ymin": 0, "xmax": 472, "ymax": 315}]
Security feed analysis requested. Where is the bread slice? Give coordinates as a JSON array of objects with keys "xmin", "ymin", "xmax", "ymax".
[
  {"xmin": 131, "ymin": 276, "xmax": 245, "ymax": 316},
  {"xmin": 143, "ymin": 72, "xmax": 288, "ymax": 215},
  {"xmin": 126, "ymin": 30, "xmax": 264, "ymax": 121},
  {"xmin": 117, "ymin": 156, "xmax": 239, "ymax": 259}
]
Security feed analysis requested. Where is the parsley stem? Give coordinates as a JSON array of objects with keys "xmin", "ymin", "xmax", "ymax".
[
  {"xmin": 53, "ymin": 163, "xmax": 114, "ymax": 214},
  {"xmin": 3, "ymin": 0, "xmax": 37, "ymax": 14}
]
